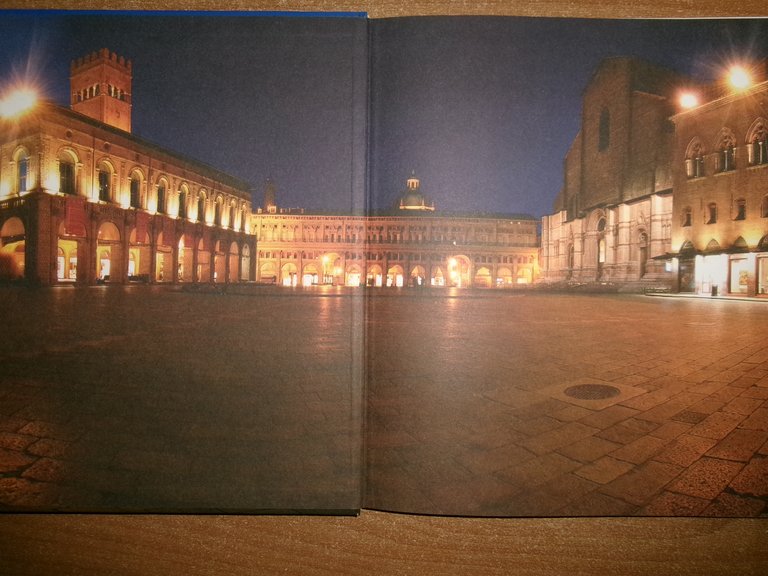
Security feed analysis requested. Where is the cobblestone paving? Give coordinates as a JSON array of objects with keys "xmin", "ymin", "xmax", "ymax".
[
  {"xmin": 0, "ymin": 285, "xmax": 362, "ymax": 512},
  {"xmin": 365, "ymin": 291, "xmax": 768, "ymax": 516}
]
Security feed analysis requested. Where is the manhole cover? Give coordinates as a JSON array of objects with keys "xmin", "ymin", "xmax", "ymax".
[{"xmin": 564, "ymin": 384, "xmax": 621, "ymax": 400}]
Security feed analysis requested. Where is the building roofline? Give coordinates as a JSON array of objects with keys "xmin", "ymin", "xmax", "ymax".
[{"xmin": 29, "ymin": 100, "xmax": 251, "ymax": 194}]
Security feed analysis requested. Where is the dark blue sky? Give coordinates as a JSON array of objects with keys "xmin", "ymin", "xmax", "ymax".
[{"xmin": 1, "ymin": 13, "xmax": 767, "ymax": 217}]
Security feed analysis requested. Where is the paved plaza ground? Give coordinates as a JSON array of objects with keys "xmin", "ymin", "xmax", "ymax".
[
  {"xmin": 1, "ymin": 285, "xmax": 767, "ymax": 516},
  {"xmin": 0, "ymin": 285, "xmax": 362, "ymax": 512},
  {"xmin": 366, "ymin": 290, "xmax": 768, "ymax": 516}
]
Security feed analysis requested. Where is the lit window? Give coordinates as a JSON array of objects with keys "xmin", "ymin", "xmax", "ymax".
[
  {"xmin": 98, "ymin": 168, "xmax": 111, "ymax": 202},
  {"xmin": 716, "ymin": 131, "xmax": 736, "ymax": 173},
  {"xmin": 706, "ymin": 203, "xmax": 718, "ymax": 224},
  {"xmin": 685, "ymin": 140, "xmax": 705, "ymax": 179},
  {"xmin": 130, "ymin": 175, "xmax": 141, "ymax": 208},
  {"xmin": 157, "ymin": 183, "xmax": 166, "ymax": 214},
  {"xmin": 178, "ymin": 188, "xmax": 188, "ymax": 219},
  {"xmin": 748, "ymin": 122, "xmax": 768, "ymax": 166},
  {"xmin": 16, "ymin": 151, "xmax": 29, "ymax": 194},
  {"xmin": 59, "ymin": 160, "xmax": 75, "ymax": 195}
]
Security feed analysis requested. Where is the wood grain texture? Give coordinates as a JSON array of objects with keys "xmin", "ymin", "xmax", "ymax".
[
  {"xmin": 1, "ymin": 1, "xmax": 767, "ymax": 574},
  {"xmin": 1, "ymin": 512, "xmax": 767, "ymax": 575}
]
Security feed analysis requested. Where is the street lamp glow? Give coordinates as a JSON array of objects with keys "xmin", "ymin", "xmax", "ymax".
[
  {"xmin": 679, "ymin": 92, "xmax": 699, "ymax": 109},
  {"xmin": 728, "ymin": 66, "xmax": 752, "ymax": 90},
  {"xmin": 0, "ymin": 87, "xmax": 37, "ymax": 118}
]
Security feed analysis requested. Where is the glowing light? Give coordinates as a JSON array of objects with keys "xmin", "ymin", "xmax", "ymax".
[
  {"xmin": 728, "ymin": 66, "xmax": 752, "ymax": 90},
  {"xmin": 679, "ymin": 92, "xmax": 699, "ymax": 109},
  {"xmin": 0, "ymin": 87, "xmax": 37, "ymax": 118}
]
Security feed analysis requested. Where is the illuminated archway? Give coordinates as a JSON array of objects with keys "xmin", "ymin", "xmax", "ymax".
[
  {"xmin": 446, "ymin": 255, "xmax": 471, "ymax": 287},
  {"xmin": 155, "ymin": 232, "xmax": 172, "ymax": 282},
  {"xmin": 128, "ymin": 226, "xmax": 150, "ymax": 281},
  {"xmin": 301, "ymin": 263, "xmax": 318, "ymax": 286},
  {"xmin": 281, "ymin": 262, "xmax": 298, "ymax": 286},
  {"xmin": 496, "ymin": 266, "xmax": 512, "ymax": 287},
  {"xmin": 57, "ymin": 221, "xmax": 82, "ymax": 282},
  {"xmin": 0, "ymin": 217, "xmax": 25, "ymax": 280},
  {"xmin": 474, "ymin": 266, "xmax": 492, "ymax": 288},
  {"xmin": 240, "ymin": 243, "xmax": 251, "ymax": 281},
  {"xmin": 366, "ymin": 264, "xmax": 383, "ymax": 287},
  {"xmin": 386, "ymin": 264, "xmax": 404, "ymax": 287},
  {"xmin": 431, "ymin": 265, "xmax": 445, "ymax": 287},
  {"xmin": 197, "ymin": 237, "xmax": 211, "ymax": 282},
  {"xmin": 260, "ymin": 261, "xmax": 277, "ymax": 283},
  {"xmin": 346, "ymin": 264, "xmax": 362, "ymax": 287},
  {"xmin": 213, "ymin": 240, "xmax": 226, "ymax": 282},
  {"xmin": 96, "ymin": 221, "xmax": 121, "ymax": 282},
  {"xmin": 410, "ymin": 265, "xmax": 426, "ymax": 287},
  {"xmin": 227, "ymin": 241, "xmax": 239, "ymax": 282}
]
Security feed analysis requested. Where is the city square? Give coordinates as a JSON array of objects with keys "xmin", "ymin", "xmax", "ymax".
[
  {"xmin": 0, "ymin": 285, "xmax": 766, "ymax": 516},
  {"xmin": 0, "ymin": 284, "xmax": 363, "ymax": 512},
  {"xmin": 365, "ymin": 288, "xmax": 768, "ymax": 516}
]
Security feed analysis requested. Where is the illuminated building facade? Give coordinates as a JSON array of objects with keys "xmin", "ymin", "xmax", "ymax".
[
  {"xmin": 0, "ymin": 49, "xmax": 254, "ymax": 285},
  {"xmin": 541, "ymin": 58, "xmax": 687, "ymax": 288},
  {"xmin": 669, "ymin": 63, "xmax": 768, "ymax": 296},
  {"xmin": 252, "ymin": 175, "xmax": 539, "ymax": 288}
]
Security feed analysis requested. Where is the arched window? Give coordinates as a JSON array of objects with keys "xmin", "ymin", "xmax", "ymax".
[
  {"xmin": 14, "ymin": 148, "xmax": 29, "ymax": 194},
  {"xmin": 716, "ymin": 129, "xmax": 736, "ymax": 172},
  {"xmin": 198, "ymin": 191, "xmax": 207, "ymax": 223},
  {"xmin": 599, "ymin": 108, "xmax": 610, "ymax": 151},
  {"xmin": 156, "ymin": 180, "xmax": 167, "ymax": 214},
  {"xmin": 706, "ymin": 202, "xmax": 718, "ymax": 224},
  {"xmin": 178, "ymin": 185, "xmax": 188, "ymax": 219},
  {"xmin": 59, "ymin": 152, "xmax": 76, "ymax": 195},
  {"xmin": 129, "ymin": 170, "xmax": 142, "ymax": 208},
  {"xmin": 97, "ymin": 161, "xmax": 112, "ymax": 202},
  {"xmin": 762, "ymin": 195, "xmax": 768, "ymax": 218},
  {"xmin": 685, "ymin": 139, "xmax": 705, "ymax": 178},
  {"xmin": 214, "ymin": 197, "xmax": 223, "ymax": 226},
  {"xmin": 747, "ymin": 119, "xmax": 768, "ymax": 166}
]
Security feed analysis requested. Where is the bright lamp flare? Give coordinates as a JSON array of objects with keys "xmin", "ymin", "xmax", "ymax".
[
  {"xmin": 0, "ymin": 88, "xmax": 37, "ymax": 118},
  {"xmin": 679, "ymin": 92, "xmax": 699, "ymax": 109},
  {"xmin": 728, "ymin": 66, "xmax": 752, "ymax": 90}
]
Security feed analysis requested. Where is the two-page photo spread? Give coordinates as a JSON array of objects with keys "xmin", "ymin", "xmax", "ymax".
[{"xmin": 1, "ymin": 11, "xmax": 767, "ymax": 517}]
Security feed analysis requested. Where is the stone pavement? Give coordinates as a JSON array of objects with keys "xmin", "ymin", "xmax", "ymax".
[
  {"xmin": 365, "ymin": 291, "xmax": 768, "ymax": 516},
  {"xmin": 2, "ymin": 286, "xmax": 767, "ymax": 517},
  {"xmin": 0, "ymin": 285, "xmax": 362, "ymax": 512}
]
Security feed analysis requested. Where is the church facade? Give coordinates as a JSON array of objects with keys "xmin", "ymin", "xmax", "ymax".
[
  {"xmin": 540, "ymin": 58, "xmax": 686, "ymax": 289},
  {"xmin": 0, "ymin": 49, "xmax": 255, "ymax": 286},
  {"xmin": 541, "ymin": 56, "xmax": 768, "ymax": 297}
]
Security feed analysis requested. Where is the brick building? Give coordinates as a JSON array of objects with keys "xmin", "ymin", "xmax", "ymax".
[
  {"xmin": 0, "ymin": 49, "xmax": 255, "ymax": 285},
  {"xmin": 541, "ymin": 58, "xmax": 689, "ymax": 288}
]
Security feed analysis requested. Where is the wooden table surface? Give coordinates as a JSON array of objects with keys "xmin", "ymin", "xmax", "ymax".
[{"xmin": 1, "ymin": 1, "xmax": 767, "ymax": 574}]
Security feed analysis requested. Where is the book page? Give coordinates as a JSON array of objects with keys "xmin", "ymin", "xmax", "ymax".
[
  {"xmin": 0, "ymin": 11, "xmax": 368, "ymax": 513},
  {"xmin": 364, "ymin": 16, "xmax": 768, "ymax": 517}
]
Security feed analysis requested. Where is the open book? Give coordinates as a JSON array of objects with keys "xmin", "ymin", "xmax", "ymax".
[{"xmin": 1, "ymin": 12, "xmax": 766, "ymax": 517}]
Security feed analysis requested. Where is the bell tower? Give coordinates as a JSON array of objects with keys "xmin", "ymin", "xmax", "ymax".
[{"xmin": 70, "ymin": 48, "xmax": 132, "ymax": 133}]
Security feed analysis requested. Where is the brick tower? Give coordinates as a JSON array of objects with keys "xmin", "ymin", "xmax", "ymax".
[{"xmin": 70, "ymin": 48, "xmax": 132, "ymax": 133}]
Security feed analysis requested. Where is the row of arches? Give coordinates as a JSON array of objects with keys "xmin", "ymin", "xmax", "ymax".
[
  {"xmin": 0, "ymin": 214, "xmax": 253, "ymax": 284},
  {"xmin": 257, "ymin": 254, "xmax": 533, "ymax": 288},
  {"xmin": 685, "ymin": 119, "xmax": 768, "ymax": 177},
  {"xmin": 2, "ymin": 144, "xmax": 249, "ymax": 233}
]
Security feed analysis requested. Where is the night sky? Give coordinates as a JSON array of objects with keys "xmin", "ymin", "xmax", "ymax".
[{"xmin": 1, "ymin": 12, "xmax": 767, "ymax": 217}]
